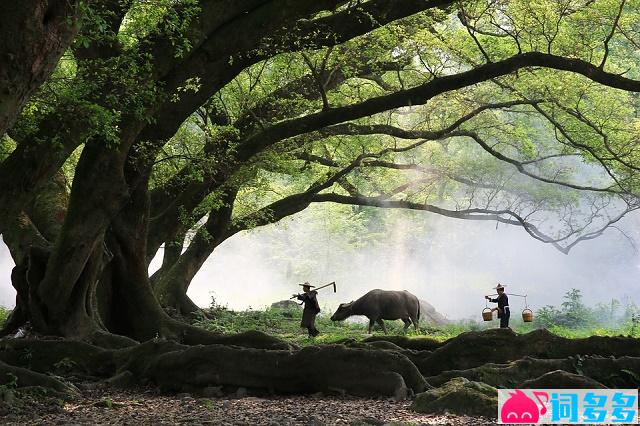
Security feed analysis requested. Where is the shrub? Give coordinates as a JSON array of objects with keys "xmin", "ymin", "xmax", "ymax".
[{"xmin": 0, "ymin": 306, "xmax": 11, "ymax": 329}]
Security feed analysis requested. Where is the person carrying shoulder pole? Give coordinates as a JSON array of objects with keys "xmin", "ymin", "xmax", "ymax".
[
  {"xmin": 486, "ymin": 283, "xmax": 510, "ymax": 328},
  {"xmin": 293, "ymin": 282, "xmax": 321, "ymax": 337}
]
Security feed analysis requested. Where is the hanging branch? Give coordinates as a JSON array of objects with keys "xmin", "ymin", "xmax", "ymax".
[{"xmin": 600, "ymin": 0, "xmax": 627, "ymax": 69}]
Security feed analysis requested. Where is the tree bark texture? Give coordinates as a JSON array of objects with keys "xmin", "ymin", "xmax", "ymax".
[{"xmin": 0, "ymin": 1, "xmax": 80, "ymax": 136}]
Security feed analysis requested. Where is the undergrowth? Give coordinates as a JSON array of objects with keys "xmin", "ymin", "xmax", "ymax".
[
  {"xmin": 0, "ymin": 306, "xmax": 10, "ymax": 329},
  {"xmin": 193, "ymin": 299, "xmax": 639, "ymax": 346}
]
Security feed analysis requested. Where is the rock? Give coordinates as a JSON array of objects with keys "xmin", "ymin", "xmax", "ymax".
[
  {"xmin": 418, "ymin": 299, "xmax": 449, "ymax": 326},
  {"xmin": 270, "ymin": 300, "xmax": 301, "ymax": 310},
  {"xmin": 518, "ymin": 370, "xmax": 607, "ymax": 389},
  {"xmin": 177, "ymin": 392, "xmax": 193, "ymax": 399},
  {"xmin": 411, "ymin": 377, "xmax": 497, "ymax": 418}
]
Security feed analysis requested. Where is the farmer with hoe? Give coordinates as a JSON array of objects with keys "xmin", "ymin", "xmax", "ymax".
[
  {"xmin": 293, "ymin": 282, "xmax": 321, "ymax": 337},
  {"xmin": 486, "ymin": 283, "xmax": 510, "ymax": 328}
]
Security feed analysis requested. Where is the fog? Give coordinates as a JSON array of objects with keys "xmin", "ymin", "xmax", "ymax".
[
  {"xmin": 2, "ymin": 205, "xmax": 639, "ymax": 320},
  {"xmin": 0, "ymin": 240, "xmax": 13, "ymax": 308},
  {"xmin": 170, "ymin": 206, "xmax": 640, "ymax": 320}
]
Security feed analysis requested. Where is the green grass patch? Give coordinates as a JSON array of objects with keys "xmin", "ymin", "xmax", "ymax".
[
  {"xmin": 0, "ymin": 306, "xmax": 10, "ymax": 329},
  {"xmin": 193, "ymin": 303, "xmax": 638, "ymax": 346}
]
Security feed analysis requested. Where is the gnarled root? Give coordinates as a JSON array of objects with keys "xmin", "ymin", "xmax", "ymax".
[
  {"xmin": 0, "ymin": 360, "xmax": 78, "ymax": 397},
  {"xmin": 425, "ymin": 355, "xmax": 640, "ymax": 389},
  {"xmin": 140, "ymin": 343, "xmax": 427, "ymax": 398},
  {"xmin": 417, "ymin": 328, "xmax": 640, "ymax": 375}
]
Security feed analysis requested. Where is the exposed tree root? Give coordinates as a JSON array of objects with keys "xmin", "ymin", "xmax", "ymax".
[
  {"xmin": 337, "ymin": 338, "xmax": 433, "ymax": 369},
  {"xmin": 519, "ymin": 370, "xmax": 608, "ymax": 389},
  {"xmin": 112, "ymin": 340, "xmax": 188, "ymax": 378},
  {"xmin": 425, "ymin": 355, "xmax": 640, "ymax": 388},
  {"xmin": 86, "ymin": 330, "xmax": 139, "ymax": 350},
  {"xmin": 579, "ymin": 355, "xmax": 640, "ymax": 388},
  {"xmin": 140, "ymin": 344, "xmax": 427, "ymax": 399},
  {"xmin": 0, "ymin": 328, "xmax": 637, "ymax": 402},
  {"xmin": 416, "ymin": 328, "xmax": 640, "ymax": 375},
  {"xmin": 0, "ymin": 339, "xmax": 113, "ymax": 376},
  {"xmin": 0, "ymin": 338, "xmax": 425, "ymax": 399},
  {"xmin": 426, "ymin": 356, "xmax": 575, "ymax": 387},
  {"xmin": 0, "ymin": 360, "xmax": 78, "ymax": 397},
  {"xmin": 169, "ymin": 323, "xmax": 293, "ymax": 350},
  {"xmin": 363, "ymin": 335, "xmax": 445, "ymax": 351}
]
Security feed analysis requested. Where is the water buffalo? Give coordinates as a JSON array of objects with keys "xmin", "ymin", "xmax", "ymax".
[{"xmin": 330, "ymin": 289, "xmax": 420, "ymax": 334}]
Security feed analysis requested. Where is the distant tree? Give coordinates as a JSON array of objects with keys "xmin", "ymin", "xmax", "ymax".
[
  {"xmin": 536, "ymin": 305, "xmax": 564, "ymax": 329},
  {"xmin": 560, "ymin": 289, "xmax": 593, "ymax": 328},
  {"xmin": 536, "ymin": 289, "xmax": 633, "ymax": 329},
  {"xmin": 593, "ymin": 299, "xmax": 621, "ymax": 325}
]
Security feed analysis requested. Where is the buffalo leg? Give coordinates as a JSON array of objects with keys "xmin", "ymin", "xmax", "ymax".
[
  {"xmin": 376, "ymin": 319, "xmax": 387, "ymax": 334},
  {"xmin": 368, "ymin": 319, "xmax": 375, "ymax": 334},
  {"xmin": 402, "ymin": 318, "xmax": 411, "ymax": 332},
  {"xmin": 409, "ymin": 313, "xmax": 419, "ymax": 331}
]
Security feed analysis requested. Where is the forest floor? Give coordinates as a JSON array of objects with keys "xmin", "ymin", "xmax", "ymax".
[
  {"xmin": 1, "ymin": 304, "xmax": 637, "ymax": 425},
  {"xmin": 2, "ymin": 386, "xmax": 495, "ymax": 425}
]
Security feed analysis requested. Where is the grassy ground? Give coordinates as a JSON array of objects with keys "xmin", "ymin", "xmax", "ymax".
[
  {"xmin": 0, "ymin": 304, "xmax": 636, "ymax": 344},
  {"xmin": 193, "ymin": 304, "xmax": 639, "ymax": 346}
]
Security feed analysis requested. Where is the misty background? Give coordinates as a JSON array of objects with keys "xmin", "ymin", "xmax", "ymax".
[{"xmin": 1, "ymin": 205, "xmax": 639, "ymax": 320}]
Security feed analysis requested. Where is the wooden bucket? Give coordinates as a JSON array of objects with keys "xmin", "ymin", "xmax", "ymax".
[
  {"xmin": 522, "ymin": 308, "xmax": 534, "ymax": 322},
  {"xmin": 482, "ymin": 307, "xmax": 493, "ymax": 321}
]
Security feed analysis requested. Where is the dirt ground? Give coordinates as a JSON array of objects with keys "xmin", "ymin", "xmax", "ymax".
[{"xmin": 2, "ymin": 387, "xmax": 497, "ymax": 425}]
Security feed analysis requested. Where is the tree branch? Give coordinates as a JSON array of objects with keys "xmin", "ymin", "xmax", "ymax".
[
  {"xmin": 236, "ymin": 52, "xmax": 640, "ymax": 162},
  {"xmin": 600, "ymin": 0, "xmax": 626, "ymax": 69}
]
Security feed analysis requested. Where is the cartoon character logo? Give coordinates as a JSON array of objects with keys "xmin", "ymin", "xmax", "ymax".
[{"xmin": 501, "ymin": 390, "xmax": 548, "ymax": 424}]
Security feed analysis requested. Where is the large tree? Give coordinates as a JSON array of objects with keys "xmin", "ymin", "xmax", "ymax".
[{"xmin": 1, "ymin": 0, "xmax": 640, "ymax": 348}]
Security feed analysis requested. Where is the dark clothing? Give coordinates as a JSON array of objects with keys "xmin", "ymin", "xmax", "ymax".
[
  {"xmin": 489, "ymin": 293, "xmax": 510, "ymax": 328},
  {"xmin": 297, "ymin": 291, "xmax": 320, "ymax": 336},
  {"xmin": 500, "ymin": 311, "xmax": 510, "ymax": 328}
]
